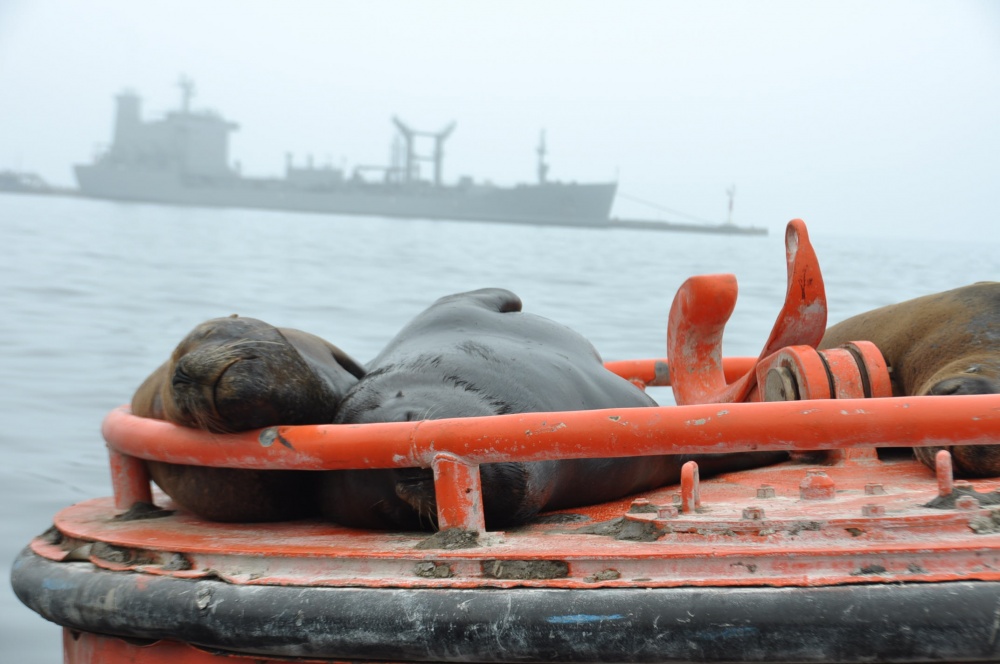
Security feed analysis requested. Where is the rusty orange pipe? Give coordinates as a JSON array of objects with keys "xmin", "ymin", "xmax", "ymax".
[{"xmin": 103, "ymin": 393, "xmax": 1000, "ymax": 472}]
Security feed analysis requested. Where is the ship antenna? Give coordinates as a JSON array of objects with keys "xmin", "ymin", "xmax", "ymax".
[
  {"xmin": 537, "ymin": 130, "xmax": 549, "ymax": 184},
  {"xmin": 726, "ymin": 184, "xmax": 736, "ymax": 226},
  {"xmin": 177, "ymin": 76, "xmax": 196, "ymax": 113}
]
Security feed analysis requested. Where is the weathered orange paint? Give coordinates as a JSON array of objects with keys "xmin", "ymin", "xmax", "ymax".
[{"xmin": 668, "ymin": 219, "xmax": 828, "ymax": 406}]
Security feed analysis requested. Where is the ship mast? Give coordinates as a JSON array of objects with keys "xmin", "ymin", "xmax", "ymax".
[
  {"xmin": 537, "ymin": 131, "xmax": 549, "ymax": 184},
  {"xmin": 391, "ymin": 117, "xmax": 456, "ymax": 186},
  {"xmin": 177, "ymin": 76, "xmax": 195, "ymax": 113},
  {"xmin": 726, "ymin": 185, "xmax": 736, "ymax": 226}
]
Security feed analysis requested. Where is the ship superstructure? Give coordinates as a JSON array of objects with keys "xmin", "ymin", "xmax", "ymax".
[{"xmin": 75, "ymin": 79, "xmax": 617, "ymax": 226}]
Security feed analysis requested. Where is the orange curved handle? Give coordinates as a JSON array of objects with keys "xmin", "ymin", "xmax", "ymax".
[{"xmin": 667, "ymin": 219, "xmax": 827, "ymax": 405}]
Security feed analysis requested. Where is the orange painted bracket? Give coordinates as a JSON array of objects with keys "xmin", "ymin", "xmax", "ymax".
[
  {"xmin": 668, "ymin": 218, "xmax": 828, "ymax": 406},
  {"xmin": 107, "ymin": 446, "xmax": 152, "ymax": 510}
]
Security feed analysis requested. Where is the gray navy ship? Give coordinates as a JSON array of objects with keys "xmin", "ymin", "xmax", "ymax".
[{"xmin": 75, "ymin": 79, "xmax": 617, "ymax": 226}]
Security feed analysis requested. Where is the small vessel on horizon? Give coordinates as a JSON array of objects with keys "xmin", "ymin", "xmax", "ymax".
[{"xmin": 74, "ymin": 79, "xmax": 619, "ymax": 227}]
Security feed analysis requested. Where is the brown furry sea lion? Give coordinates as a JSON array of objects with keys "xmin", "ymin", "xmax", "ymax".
[
  {"xmin": 131, "ymin": 315, "xmax": 365, "ymax": 521},
  {"xmin": 325, "ymin": 288, "xmax": 785, "ymax": 530},
  {"xmin": 819, "ymin": 282, "xmax": 1000, "ymax": 477}
]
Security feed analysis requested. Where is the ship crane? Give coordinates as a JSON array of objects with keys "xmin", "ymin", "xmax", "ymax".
[{"xmin": 391, "ymin": 117, "xmax": 456, "ymax": 186}]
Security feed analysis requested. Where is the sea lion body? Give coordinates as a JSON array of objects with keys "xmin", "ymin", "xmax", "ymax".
[
  {"xmin": 820, "ymin": 282, "xmax": 1000, "ymax": 476},
  {"xmin": 325, "ymin": 288, "xmax": 784, "ymax": 530},
  {"xmin": 132, "ymin": 315, "xmax": 365, "ymax": 521}
]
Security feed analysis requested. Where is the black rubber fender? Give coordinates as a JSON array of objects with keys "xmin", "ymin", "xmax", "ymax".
[{"xmin": 12, "ymin": 546, "xmax": 1000, "ymax": 662}]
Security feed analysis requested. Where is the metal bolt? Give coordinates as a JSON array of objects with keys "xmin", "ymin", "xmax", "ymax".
[
  {"xmin": 764, "ymin": 366, "xmax": 800, "ymax": 402},
  {"xmin": 864, "ymin": 483, "xmax": 886, "ymax": 496},
  {"xmin": 800, "ymin": 470, "xmax": 836, "ymax": 500},
  {"xmin": 742, "ymin": 506, "xmax": 765, "ymax": 520},
  {"xmin": 956, "ymin": 495, "xmax": 981, "ymax": 511},
  {"xmin": 671, "ymin": 493, "xmax": 682, "ymax": 505},
  {"xmin": 756, "ymin": 484, "xmax": 776, "ymax": 499},
  {"xmin": 936, "ymin": 449, "xmax": 954, "ymax": 497},
  {"xmin": 861, "ymin": 504, "xmax": 885, "ymax": 517},
  {"xmin": 657, "ymin": 505, "xmax": 679, "ymax": 519}
]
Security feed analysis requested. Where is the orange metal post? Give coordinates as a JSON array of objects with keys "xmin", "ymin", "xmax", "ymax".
[{"xmin": 432, "ymin": 453, "xmax": 486, "ymax": 532}]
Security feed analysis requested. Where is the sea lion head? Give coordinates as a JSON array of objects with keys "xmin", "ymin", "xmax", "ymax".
[
  {"xmin": 913, "ymin": 355, "xmax": 1000, "ymax": 477},
  {"xmin": 158, "ymin": 315, "xmax": 362, "ymax": 432},
  {"xmin": 325, "ymin": 363, "xmax": 522, "ymax": 529},
  {"xmin": 922, "ymin": 358, "xmax": 1000, "ymax": 397},
  {"xmin": 334, "ymin": 364, "xmax": 504, "ymax": 425},
  {"xmin": 328, "ymin": 366, "xmax": 502, "ymax": 528}
]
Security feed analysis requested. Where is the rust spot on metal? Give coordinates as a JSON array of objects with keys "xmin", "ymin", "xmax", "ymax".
[
  {"xmin": 90, "ymin": 542, "xmax": 157, "ymax": 566},
  {"xmin": 583, "ymin": 569, "xmax": 621, "ymax": 583},
  {"xmin": 161, "ymin": 553, "xmax": 193, "ymax": 571},
  {"xmin": 415, "ymin": 527, "xmax": 480, "ymax": 550},
  {"xmin": 259, "ymin": 427, "xmax": 295, "ymax": 450},
  {"xmin": 575, "ymin": 517, "xmax": 669, "ymax": 542},
  {"xmin": 414, "ymin": 561, "xmax": 453, "ymax": 578},
  {"xmin": 258, "ymin": 427, "xmax": 278, "ymax": 447},
  {"xmin": 482, "ymin": 559, "xmax": 569, "ymax": 580},
  {"xmin": 852, "ymin": 564, "xmax": 888, "ymax": 576},
  {"xmin": 113, "ymin": 501, "xmax": 174, "ymax": 521},
  {"xmin": 628, "ymin": 498, "xmax": 657, "ymax": 514}
]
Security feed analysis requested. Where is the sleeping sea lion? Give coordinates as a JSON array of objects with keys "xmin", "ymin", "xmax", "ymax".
[
  {"xmin": 323, "ymin": 288, "xmax": 785, "ymax": 530},
  {"xmin": 819, "ymin": 282, "xmax": 1000, "ymax": 476},
  {"xmin": 131, "ymin": 315, "xmax": 365, "ymax": 521}
]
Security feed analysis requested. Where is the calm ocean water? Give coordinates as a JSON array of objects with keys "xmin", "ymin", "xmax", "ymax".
[{"xmin": 2, "ymin": 193, "xmax": 998, "ymax": 662}]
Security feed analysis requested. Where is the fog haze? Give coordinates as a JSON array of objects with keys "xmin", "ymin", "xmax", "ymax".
[{"xmin": 2, "ymin": 0, "xmax": 998, "ymax": 238}]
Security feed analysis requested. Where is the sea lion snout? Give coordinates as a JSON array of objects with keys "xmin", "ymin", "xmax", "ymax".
[
  {"xmin": 394, "ymin": 469, "xmax": 437, "ymax": 527},
  {"xmin": 927, "ymin": 375, "xmax": 1000, "ymax": 396}
]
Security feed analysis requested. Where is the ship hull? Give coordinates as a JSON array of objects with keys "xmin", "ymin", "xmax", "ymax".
[{"xmin": 75, "ymin": 165, "xmax": 616, "ymax": 227}]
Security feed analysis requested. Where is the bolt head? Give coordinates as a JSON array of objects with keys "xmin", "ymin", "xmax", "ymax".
[
  {"xmin": 800, "ymin": 469, "xmax": 836, "ymax": 500},
  {"xmin": 657, "ymin": 505, "xmax": 679, "ymax": 519},
  {"xmin": 956, "ymin": 495, "xmax": 981, "ymax": 511},
  {"xmin": 861, "ymin": 504, "xmax": 885, "ymax": 517},
  {"xmin": 756, "ymin": 485, "xmax": 776, "ymax": 499}
]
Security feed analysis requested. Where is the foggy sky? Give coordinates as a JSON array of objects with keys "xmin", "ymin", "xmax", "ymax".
[{"xmin": 1, "ymin": 0, "xmax": 998, "ymax": 239}]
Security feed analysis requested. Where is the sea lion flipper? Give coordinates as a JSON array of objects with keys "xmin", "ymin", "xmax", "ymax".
[{"xmin": 438, "ymin": 288, "xmax": 522, "ymax": 314}]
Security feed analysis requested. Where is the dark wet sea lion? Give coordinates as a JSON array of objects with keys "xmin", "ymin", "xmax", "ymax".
[
  {"xmin": 132, "ymin": 315, "xmax": 365, "ymax": 521},
  {"xmin": 324, "ymin": 288, "xmax": 785, "ymax": 530},
  {"xmin": 819, "ymin": 282, "xmax": 1000, "ymax": 477}
]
